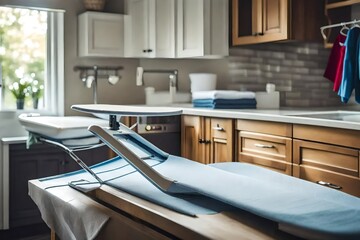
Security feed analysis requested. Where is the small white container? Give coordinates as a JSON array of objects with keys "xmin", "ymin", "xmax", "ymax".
[
  {"xmin": 255, "ymin": 91, "xmax": 280, "ymax": 109},
  {"xmin": 189, "ymin": 73, "xmax": 217, "ymax": 92}
]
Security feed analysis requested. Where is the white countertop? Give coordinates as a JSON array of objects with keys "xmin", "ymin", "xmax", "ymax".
[{"xmin": 155, "ymin": 104, "xmax": 360, "ymax": 131}]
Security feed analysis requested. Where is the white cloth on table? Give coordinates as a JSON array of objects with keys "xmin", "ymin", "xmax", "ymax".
[
  {"xmin": 192, "ymin": 90, "xmax": 256, "ymax": 100},
  {"xmin": 28, "ymin": 181, "xmax": 109, "ymax": 240}
]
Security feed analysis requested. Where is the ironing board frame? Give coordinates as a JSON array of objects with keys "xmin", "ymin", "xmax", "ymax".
[{"xmin": 70, "ymin": 104, "xmax": 186, "ymax": 193}]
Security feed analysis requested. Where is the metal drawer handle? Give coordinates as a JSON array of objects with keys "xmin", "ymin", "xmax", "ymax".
[
  {"xmin": 199, "ymin": 139, "xmax": 211, "ymax": 144},
  {"xmin": 213, "ymin": 124, "xmax": 225, "ymax": 131},
  {"xmin": 254, "ymin": 143, "xmax": 275, "ymax": 148},
  {"xmin": 316, "ymin": 181, "xmax": 342, "ymax": 190}
]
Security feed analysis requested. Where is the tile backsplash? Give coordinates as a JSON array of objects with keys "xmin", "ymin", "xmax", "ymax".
[{"xmin": 228, "ymin": 42, "xmax": 343, "ymax": 107}]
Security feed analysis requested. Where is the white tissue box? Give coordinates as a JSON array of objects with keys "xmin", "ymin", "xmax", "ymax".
[{"xmin": 255, "ymin": 92, "xmax": 280, "ymax": 109}]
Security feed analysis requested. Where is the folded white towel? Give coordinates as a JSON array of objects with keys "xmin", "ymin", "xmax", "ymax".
[{"xmin": 192, "ymin": 90, "xmax": 256, "ymax": 100}]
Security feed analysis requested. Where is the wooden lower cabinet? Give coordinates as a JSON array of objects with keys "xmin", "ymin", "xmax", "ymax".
[
  {"xmin": 236, "ymin": 120, "xmax": 292, "ymax": 175},
  {"xmin": 181, "ymin": 115, "xmax": 234, "ymax": 164}
]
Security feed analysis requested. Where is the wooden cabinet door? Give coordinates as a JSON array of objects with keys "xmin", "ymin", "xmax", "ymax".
[
  {"xmin": 210, "ymin": 118, "xmax": 234, "ymax": 163},
  {"xmin": 262, "ymin": 0, "xmax": 288, "ymax": 40},
  {"xmin": 182, "ymin": 116, "xmax": 234, "ymax": 164},
  {"xmin": 181, "ymin": 115, "xmax": 204, "ymax": 163},
  {"xmin": 232, "ymin": 0, "xmax": 288, "ymax": 45},
  {"xmin": 293, "ymin": 139, "xmax": 360, "ymax": 197}
]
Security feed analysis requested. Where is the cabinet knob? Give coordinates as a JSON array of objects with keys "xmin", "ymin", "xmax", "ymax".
[
  {"xmin": 316, "ymin": 181, "xmax": 342, "ymax": 190},
  {"xmin": 143, "ymin": 49, "xmax": 153, "ymax": 53},
  {"xmin": 254, "ymin": 143, "xmax": 275, "ymax": 148},
  {"xmin": 199, "ymin": 139, "xmax": 211, "ymax": 144}
]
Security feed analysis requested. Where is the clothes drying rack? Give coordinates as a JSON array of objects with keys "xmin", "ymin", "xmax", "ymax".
[{"xmin": 320, "ymin": 19, "xmax": 360, "ymax": 39}]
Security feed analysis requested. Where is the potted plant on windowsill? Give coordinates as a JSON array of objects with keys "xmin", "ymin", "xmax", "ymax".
[
  {"xmin": 8, "ymin": 79, "xmax": 31, "ymax": 109},
  {"xmin": 30, "ymin": 81, "xmax": 44, "ymax": 109}
]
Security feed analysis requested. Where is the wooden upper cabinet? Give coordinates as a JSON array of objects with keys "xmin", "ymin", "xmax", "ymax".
[
  {"xmin": 232, "ymin": 0, "xmax": 287, "ymax": 45},
  {"xmin": 231, "ymin": 0, "xmax": 326, "ymax": 46}
]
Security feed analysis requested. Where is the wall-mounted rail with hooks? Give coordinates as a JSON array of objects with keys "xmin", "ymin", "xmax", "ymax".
[{"xmin": 74, "ymin": 65, "xmax": 123, "ymax": 104}]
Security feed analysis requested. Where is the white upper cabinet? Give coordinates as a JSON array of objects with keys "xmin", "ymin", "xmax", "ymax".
[
  {"xmin": 125, "ymin": 0, "xmax": 175, "ymax": 58},
  {"xmin": 177, "ymin": 0, "xmax": 228, "ymax": 58},
  {"xmin": 78, "ymin": 12, "xmax": 125, "ymax": 57}
]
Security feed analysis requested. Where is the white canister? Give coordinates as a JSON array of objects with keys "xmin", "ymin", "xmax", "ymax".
[
  {"xmin": 189, "ymin": 73, "xmax": 217, "ymax": 92},
  {"xmin": 266, "ymin": 83, "xmax": 276, "ymax": 93}
]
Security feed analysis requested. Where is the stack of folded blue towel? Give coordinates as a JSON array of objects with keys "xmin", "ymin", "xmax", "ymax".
[{"xmin": 192, "ymin": 90, "xmax": 257, "ymax": 109}]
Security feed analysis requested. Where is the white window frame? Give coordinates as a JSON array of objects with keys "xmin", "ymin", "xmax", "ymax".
[
  {"xmin": 47, "ymin": 10, "xmax": 65, "ymax": 116},
  {"xmin": 0, "ymin": 6, "xmax": 64, "ymax": 116}
]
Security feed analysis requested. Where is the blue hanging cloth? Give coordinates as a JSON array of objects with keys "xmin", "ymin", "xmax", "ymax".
[{"xmin": 338, "ymin": 27, "xmax": 360, "ymax": 103}]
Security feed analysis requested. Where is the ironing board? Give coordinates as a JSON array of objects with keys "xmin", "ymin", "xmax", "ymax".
[{"xmin": 67, "ymin": 104, "xmax": 360, "ymax": 240}]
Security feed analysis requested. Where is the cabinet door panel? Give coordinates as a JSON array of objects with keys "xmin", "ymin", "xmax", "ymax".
[
  {"xmin": 126, "ymin": 0, "xmax": 149, "ymax": 57},
  {"xmin": 210, "ymin": 118, "xmax": 233, "ymax": 163},
  {"xmin": 9, "ymin": 144, "xmax": 64, "ymax": 227},
  {"xmin": 232, "ymin": 0, "xmax": 288, "ymax": 45},
  {"xmin": 263, "ymin": 0, "xmax": 288, "ymax": 39},
  {"xmin": 181, "ymin": 116, "xmax": 204, "ymax": 163},
  {"xmin": 212, "ymin": 138, "xmax": 232, "ymax": 163},
  {"xmin": 78, "ymin": 12, "xmax": 124, "ymax": 57},
  {"xmin": 155, "ymin": 0, "xmax": 175, "ymax": 57},
  {"xmin": 177, "ymin": 0, "xmax": 204, "ymax": 57}
]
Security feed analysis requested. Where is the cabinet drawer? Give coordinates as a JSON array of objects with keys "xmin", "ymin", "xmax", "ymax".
[
  {"xmin": 236, "ymin": 120, "xmax": 292, "ymax": 137},
  {"xmin": 293, "ymin": 140, "xmax": 359, "ymax": 177},
  {"xmin": 293, "ymin": 139, "xmax": 360, "ymax": 197},
  {"xmin": 211, "ymin": 118, "xmax": 233, "ymax": 139},
  {"xmin": 293, "ymin": 124, "xmax": 360, "ymax": 149},
  {"xmin": 293, "ymin": 165, "xmax": 360, "ymax": 197},
  {"xmin": 238, "ymin": 131, "xmax": 292, "ymax": 175}
]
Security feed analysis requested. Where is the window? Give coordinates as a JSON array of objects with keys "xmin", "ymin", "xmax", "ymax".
[{"xmin": 0, "ymin": 6, "xmax": 64, "ymax": 115}]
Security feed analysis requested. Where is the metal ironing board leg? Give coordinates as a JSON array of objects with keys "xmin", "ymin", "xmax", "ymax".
[{"xmin": 39, "ymin": 137, "xmax": 105, "ymax": 184}]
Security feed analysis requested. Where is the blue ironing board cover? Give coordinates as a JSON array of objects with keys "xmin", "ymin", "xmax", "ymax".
[{"xmin": 40, "ymin": 155, "xmax": 360, "ymax": 240}]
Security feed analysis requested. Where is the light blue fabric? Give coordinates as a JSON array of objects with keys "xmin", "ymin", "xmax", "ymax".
[
  {"xmin": 338, "ymin": 27, "xmax": 360, "ymax": 103},
  {"xmin": 151, "ymin": 156, "xmax": 360, "ymax": 240},
  {"xmin": 40, "ymin": 157, "xmax": 234, "ymax": 216},
  {"xmin": 40, "ymin": 155, "xmax": 360, "ymax": 239}
]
